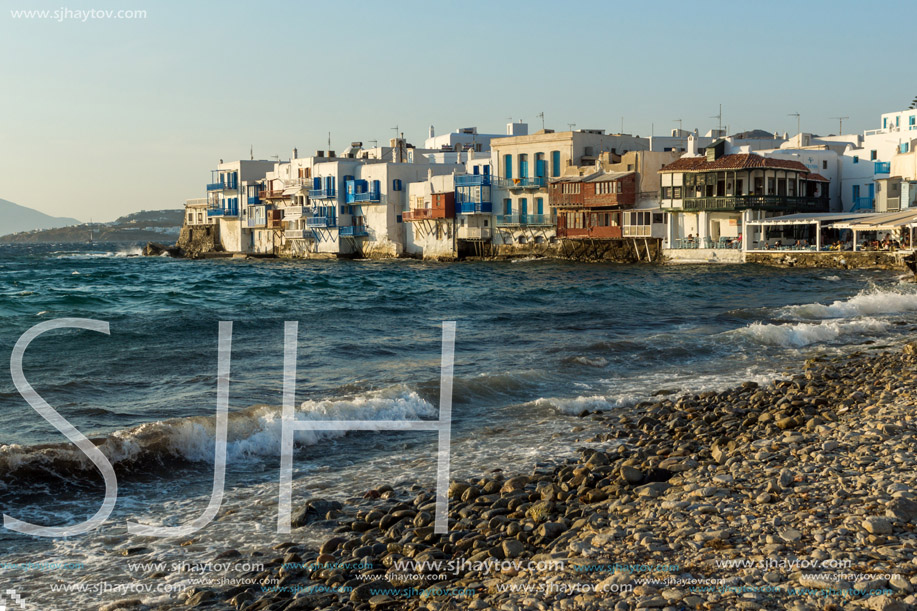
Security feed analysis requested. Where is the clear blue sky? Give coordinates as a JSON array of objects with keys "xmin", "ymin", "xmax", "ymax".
[{"xmin": 1, "ymin": 0, "xmax": 914, "ymax": 222}]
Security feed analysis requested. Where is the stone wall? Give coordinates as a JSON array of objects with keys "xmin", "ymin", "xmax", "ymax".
[
  {"xmin": 176, "ymin": 225, "xmax": 221, "ymax": 258},
  {"xmin": 746, "ymin": 251, "xmax": 907, "ymax": 271}
]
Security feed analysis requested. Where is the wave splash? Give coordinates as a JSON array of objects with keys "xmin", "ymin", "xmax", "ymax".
[{"xmin": 0, "ymin": 386, "xmax": 435, "ymax": 482}]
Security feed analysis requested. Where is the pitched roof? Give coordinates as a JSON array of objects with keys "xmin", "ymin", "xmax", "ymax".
[
  {"xmin": 806, "ymin": 173, "xmax": 830, "ymax": 182},
  {"xmin": 659, "ymin": 153, "xmax": 810, "ymax": 173}
]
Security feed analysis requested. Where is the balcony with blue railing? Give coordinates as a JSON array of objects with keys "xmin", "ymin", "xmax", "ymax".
[
  {"xmin": 458, "ymin": 201, "xmax": 493, "ymax": 214},
  {"xmin": 309, "ymin": 188, "xmax": 337, "ymax": 199},
  {"xmin": 352, "ymin": 190, "xmax": 381, "ymax": 203},
  {"xmin": 492, "ymin": 177, "xmax": 547, "ymax": 190},
  {"xmin": 207, "ymin": 182, "xmax": 226, "ymax": 191},
  {"xmin": 495, "ymin": 214, "xmax": 553, "ymax": 227},
  {"xmin": 339, "ymin": 225, "xmax": 368, "ymax": 237},
  {"xmin": 875, "ymin": 161, "xmax": 891, "ymax": 174},
  {"xmin": 306, "ymin": 215, "xmax": 336, "ymax": 228},
  {"xmin": 207, "ymin": 208, "xmax": 223, "ymax": 217},
  {"xmin": 455, "ymin": 174, "xmax": 492, "ymax": 187},
  {"xmin": 851, "ymin": 197, "xmax": 875, "ymax": 212},
  {"xmin": 248, "ymin": 196, "xmax": 261, "ymax": 205}
]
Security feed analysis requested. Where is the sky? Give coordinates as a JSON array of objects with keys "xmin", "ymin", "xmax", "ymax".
[{"xmin": 0, "ymin": 0, "xmax": 915, "ymax": 222}]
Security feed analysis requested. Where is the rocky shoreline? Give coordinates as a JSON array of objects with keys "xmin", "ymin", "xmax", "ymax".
[{"xmin": 105, "ymin": 343, "xmax": 917, "ymax": 611}]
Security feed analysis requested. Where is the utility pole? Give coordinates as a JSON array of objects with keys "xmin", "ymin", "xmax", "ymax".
[{"xmin": 831, "ymin": 116, "xmax": 849, "ymax": 134}]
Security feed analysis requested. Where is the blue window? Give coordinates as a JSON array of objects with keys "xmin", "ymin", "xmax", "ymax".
[
  {"xmin": 902, "ymin": 143, "xmax": 910, "ymax": 154},
  {"xmin": 393, "ymin": 179, "xmax": 402, "ymax": 191},
  {"xmin": 518, "ymin": 154, "xmax": 528, "ymax": 178},
  {"xmin": 896, "ymin": 117, "xmax": 900, "ymax": 127},
  {"xmin": 313, "ymin": 177, "xmax": 321, "ymax": 190},
  {"xmin": 504, "ymin": 198, "xmax": 512, "ymax": 215},
  {"xmin": 853, "ymin": 156, "xmax": 858, "ymax": 164},
  {"xmin": 519, "ymin": 198, "xmax": 528, "ymax": 216},
  {"xmin": 483, "ymin": 165, "xmax": 490, "ymax": 175},
  {"xmin": 396, "ymin": 214, "xmax": 402, "ymax": 223},
  {"xmin": 911, "ymin": 116, "xmax": 916, "ymax": 126},
  {"xmin": 504, "ymin": 154, "xmax": 512, "ymax": 179},
  {"xmin": 536, "ymin": 197, "xmax": 544, "ymax": 215},
  {"xmin": 551, "ymin": 151, "xmax": 561, "ymax": 177},
  {"xmin": 535, "ymin": 153, "xmax": 546, "ymax": 178},
  {"xmin": 884, "ymin": 118, "xmax": 888, "ymax": 129},
  {"xmin": 372, "ymin": 179, "xmax": 380, "ymax": 193}
]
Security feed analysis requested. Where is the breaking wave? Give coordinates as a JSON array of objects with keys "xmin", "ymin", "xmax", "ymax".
[
  {"xmin": 780, "ymin": 286, "xmax": 917, "ymax": 320},
  {"xmin": 0, "ymin": 387, "xmax": 435, "ymax": 482},
  {"xmin": 735, "ymin": 318, "xmax": 889, "ymax": 348},
  {"xmin": 531, "ymin": 394, "xmax": 639, "ymax": 415}
]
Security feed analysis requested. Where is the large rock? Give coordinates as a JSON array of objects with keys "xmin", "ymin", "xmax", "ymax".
[
  {"xmin": 291, "ymin": 498, "xmax": 343, "ymax": 528},
  {"xmin": 142, "ymin": 241, "xmax": 183, "ymax": 257}
]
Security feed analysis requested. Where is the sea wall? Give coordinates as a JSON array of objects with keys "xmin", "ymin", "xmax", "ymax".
[
  {"xmin": 461, "ymin": 238, "xmax": 662, "ymax": 263},
  {"xmin": 747, "ymin": 250, "xmax": 908, "ymax": 271}
]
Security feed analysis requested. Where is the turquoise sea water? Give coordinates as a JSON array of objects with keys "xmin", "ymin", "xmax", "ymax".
[{"xmin": 0, "ymin": 242, "xmax": 915, "ymax": 608}]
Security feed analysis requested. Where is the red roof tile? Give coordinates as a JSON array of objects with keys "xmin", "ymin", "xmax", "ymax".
[
  {"xmin": 805, "ymin": 173, "xmax": 829, "ymax": 182},
  {"xmin": 660, "ymin": 153, "xmax": 810, "ymax": 173}
]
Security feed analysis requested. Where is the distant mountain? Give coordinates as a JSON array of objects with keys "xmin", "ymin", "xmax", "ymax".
[
  {"xmin": 0, "ymin": 209, "xmax": 184, "ymax": 244},
  {"xmin": 0, "ymin": 199, "xmax": 80, "ymax": 236}
]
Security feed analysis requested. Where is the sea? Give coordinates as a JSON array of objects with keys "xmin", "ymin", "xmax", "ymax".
[{"xmin": 1, "ymin": 242, "xmax": 916, "ymax": 608}]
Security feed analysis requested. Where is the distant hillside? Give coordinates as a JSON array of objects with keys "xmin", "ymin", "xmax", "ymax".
[
  {"xmin": 731, "ymin": 129, "xmax": 781, "ymax": 140},
  {"xmin": 0, "ymin": 209, "xmax": 184, "ymax": 244},
  {"xmin": 0, "ymin": 199, "xmax": 80, "ymax": 236}
]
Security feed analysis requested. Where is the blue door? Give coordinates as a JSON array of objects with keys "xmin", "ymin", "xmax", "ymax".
[
  {"xmin": 868, "ymin": 183, "xmax": 875, "ymax": 203},
  {"xmin": 519, "ymin": 155, "xmax": 528, "ymax": 178},
  {"xmin": 536, "ymin": 198, "xmax": 543, "ymax": 215},
  {"xmin": 504, "ymin": 199, "xmax": 512, "ymax": 215},
  {"xmin": 520, "ymin": 198, "xmax": 528, "ymax": 222}
]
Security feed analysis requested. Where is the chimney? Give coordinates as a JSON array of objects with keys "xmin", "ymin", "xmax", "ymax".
[
  {"xmin": 292, "ymin": 147, "xmax": 298, "ymax": 159},
  {"xmin": 429, "ymin": 125, "xmax": 435, "ymax": 139}
]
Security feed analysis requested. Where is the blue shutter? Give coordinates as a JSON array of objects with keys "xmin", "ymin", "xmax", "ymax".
[
  {"xmin": 536, "ymin": 159, "xmax": 546, "ymax": 178},
  {"xmin": 551, "ymin": 151, "xmax": 561, "ymax": 177},
  {"xmin": 372, "ymin": 180, "xmax": 380, "ymax": 194},
  {"xmin": 504, "ymin": 154, "xmax": 512, "ymax": 179},
  {"xmin": 313, "ymin": 177, "xmax": 321, "ymax": 190}
]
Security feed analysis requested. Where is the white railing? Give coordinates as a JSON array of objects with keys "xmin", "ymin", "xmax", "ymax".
[
  {"xmin": 185, "ymin": 197, "xmax": 208, "ymax": 207},
  {"xmin": 457, "ymin": 227, "xmax": 491, "ymax": 240},
  {"xmin": 623, "ymin": 225, "xmax": 652, "ymax": 237},
  {"xmin": 285, "ymin": 229, "xmax": 308, "ymax": 239}
]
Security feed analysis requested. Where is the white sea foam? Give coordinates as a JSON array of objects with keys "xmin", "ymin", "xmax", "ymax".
[
  {"xmin": 568, "ymin": 356, "xmax": 609, "ymax": 368},
  {"xmin": 736, "ymin": 318, "xmax": 889, "ymax": 348},
  {"xmin": 531, "ymin": 394, "xmax": 639, "ymax": 415},
  {"xmin": 781, "ymin": 286, "xmax": 917, "ymax": 320},
  {"xmin": 0, "ymin": 386, "xmax": 436, "ymax": 476},
  {"xmin": 823, "ymin": 275, "xmax": 841, "ymax": 282}
]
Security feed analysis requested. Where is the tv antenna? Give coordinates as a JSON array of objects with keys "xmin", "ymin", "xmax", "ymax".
[
  {"xmin": 710, "ymin": 104, "xmax": 723, "ymax": 133},
  {"xmin": 674, "ymin": 119, "xmax": 682, "ymax": 133},
  {"xmin": 567, "ymin": 123, "xmax": 576, "ymax": 131},
  {"xmin": 830, "ymin": 116, "xmax": 849, "ymax": 134},
  {"xmin": 391, "ymin": 125, "xmax": 399, "ymax": 138},
  {"xmin": 536, "ymin": 112, "xmax": 545, "ymax": 130}
]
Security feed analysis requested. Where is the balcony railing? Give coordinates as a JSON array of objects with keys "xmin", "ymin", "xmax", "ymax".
[
  {"xmin": 851, "ymin": 197, "xmax": 875, "ymax": 212},
  {"xmin": 245, "ymin": 218, "xmax": 266, "ymax": 228},
  {"xmin": 875, "ymin": 161, "xmax": 891, "ymax": 174},
  {"xmin": 456, "ymin": 226, "xmax": 491, "ymax": 240},
  {"xmin": 285, "ymin": 229, "xmax": 310, "ymax": 240},
  {"xmin": 492, "ymin": 177, "xmax": 547, "ymax": 189},
  {"xmin": 339, "ymin": 226, "xmax": 368, "ymax": 237},
  {"xmin": 261, "ymin": 190, "xmax": 285, "ymax": 199},
  {"xmin": 306, "ymin": 216, "xmax": 336, "ymax": 228},
  {"xmin": 458, "ymin": 201, "xmax": 493, "ymax": 214},
  {"xmin": 248, "ymin": 196, "xmax": 262, "ymax": 205},
  {"xmin": 282, "ymin": 205, "xmax": 309, "ymax": 219},
  {"xmin": 681, "ymin": 195, "xmax": 828, "ymax": 211},
  {"xmin": 455, "ymin": 174, "xmax": 492, "ymax": 187},
  {"xmin": 495, "ymin": 214, "xmax": 553, "ymax": 227},
  {"xmin": 623, "ymin": 225, "xmax": 652, "ymax": 238},
  {"xmin": 207, "ymin": 182, "xmax": 228, "ymax": 191},
  {"xmin": 207, "ymin": 209, "xmax": 223, "ymax": 217},
  {"xmin": 351, "ymin": 191, "xmax": 381, "ymax": 203},
  {"xmin": 309, "ymin": 188, "xmax": 336, "ymax": 199}
]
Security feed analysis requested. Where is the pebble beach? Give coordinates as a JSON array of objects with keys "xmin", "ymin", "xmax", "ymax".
[{"xmin": 106, "ymin": 341, "xmax": 917, "ymax": 611}]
